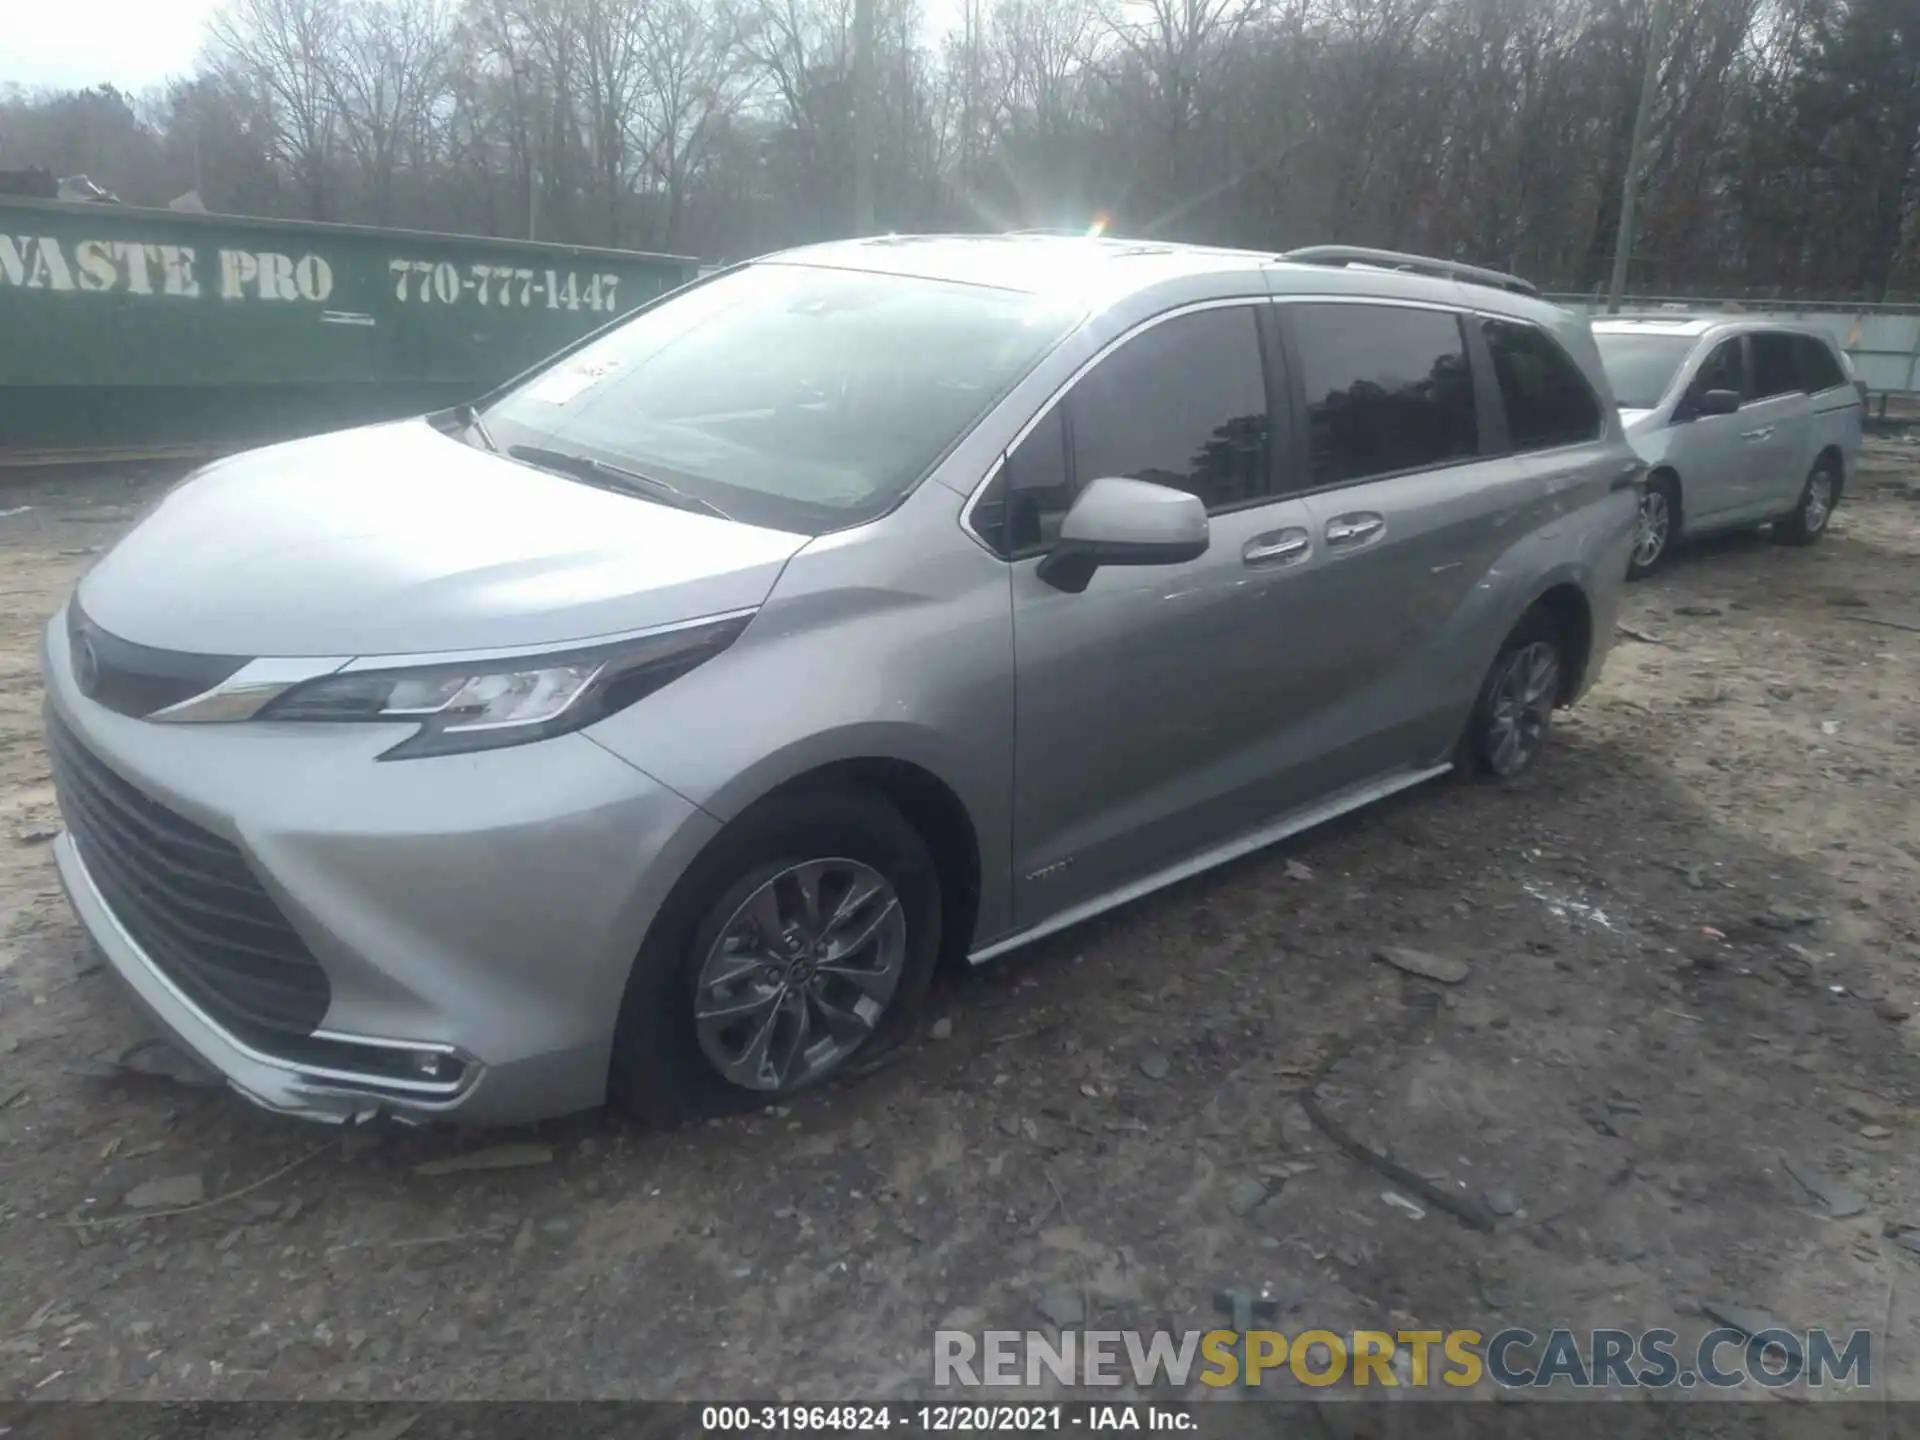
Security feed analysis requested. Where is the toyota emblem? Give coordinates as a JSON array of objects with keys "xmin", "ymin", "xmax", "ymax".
[{"xmin": 73, "ymin": 633, "xmax": 101, "ymax": 698}]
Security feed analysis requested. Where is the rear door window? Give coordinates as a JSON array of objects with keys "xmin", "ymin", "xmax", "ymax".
[
  {"xmin": 1482, "ymin": 319, "xmax": 1603, "ymax": 451},
  {"xmin": 1288, "ymin": 303, "xmax": 1477, "ymax": 486},
  {"xmin": 1795, "ymin": 335, "xmax": 1847, "ymax": 394},
  {"xmin": 1749, "ymin": 333, "xmax": 1805, "ymax": 400}
]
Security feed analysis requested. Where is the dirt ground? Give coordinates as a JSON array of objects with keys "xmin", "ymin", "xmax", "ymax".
[{"xmin": 3, "ymin": 442, "xmax": 1920, "ymax": 1403}]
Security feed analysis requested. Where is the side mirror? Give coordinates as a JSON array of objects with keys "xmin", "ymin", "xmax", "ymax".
[
  {"xmin": 1036, "ymin": 476, "xmax": 1209, "ymax": 594},
  {"xmin": 1693, "ymin": 388, "xmax": 1742, "ymax": 417}
]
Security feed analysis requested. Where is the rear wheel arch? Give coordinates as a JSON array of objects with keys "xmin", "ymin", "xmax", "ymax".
[
  {"xmin": 1532, "ymin": 582, "xmax": 1592, "ymax": 704},
  {"xmin": 1458, "ymin": 602, "xmax": 1568, "ymax": 779},
  {"xmin": 1813, "ymin": 444, "xmax": 1846, "ymax": 499}
]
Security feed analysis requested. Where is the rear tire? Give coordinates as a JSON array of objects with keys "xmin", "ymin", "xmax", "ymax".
[
  {"xmin": 1626, "ymin": 472, "xmax": 1679, "ymax": 580},
  {"xmin": 1775, "ymin": 456, "xmax": 1839, "ymax": 546},
  {"xmin": 1458, "ymin": 607, "xmax": 1565, "ymax": 780},
  {"xmin": 608, "ymin": 786, "xmax": 941, "ymax": 1128}
]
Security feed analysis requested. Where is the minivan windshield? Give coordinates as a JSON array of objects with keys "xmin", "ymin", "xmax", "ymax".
[
  {"xmin": 1593, "ymin": 332, "xmax": 1695, "ymax": 410},
  {"xmin": 482, "ymin": 263, "xmax": 1083, "ymax": 535}
]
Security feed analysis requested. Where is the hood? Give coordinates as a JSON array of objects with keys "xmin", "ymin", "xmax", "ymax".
[
  {"xmin": 78, "ymin": 421, "xmax": 808, "ymax": 657},
  {"xmin": 1618, "ymin": 407, "xmax": 1658, "ymax": 433}
]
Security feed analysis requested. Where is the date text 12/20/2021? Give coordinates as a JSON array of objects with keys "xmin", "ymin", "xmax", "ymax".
[
  {"xmin": 389, "ymin": 258, "xmax": 623, "ymax": 312},
  {"xmin": 700, "ymin": 1406, "xmax": 1197, "ymax": 1433}
]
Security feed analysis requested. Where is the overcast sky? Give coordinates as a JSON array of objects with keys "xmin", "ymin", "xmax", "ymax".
[
  {"xmin": 4, "ymin": 0, "xmax": 224, "ymax": 93},
  {"xmin": 3, "ymin": 0, "xmax": 970, "ymax": 95}
]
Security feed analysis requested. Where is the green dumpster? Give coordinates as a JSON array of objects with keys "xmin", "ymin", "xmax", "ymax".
[{"xmin": 0, "ymin": 197, "xmax": 699, "ymax": 463}]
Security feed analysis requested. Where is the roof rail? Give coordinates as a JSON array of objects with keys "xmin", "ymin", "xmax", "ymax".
[{"xmin": 1278, "ymin": 245, "xmax": 1540, "ymax": 299}]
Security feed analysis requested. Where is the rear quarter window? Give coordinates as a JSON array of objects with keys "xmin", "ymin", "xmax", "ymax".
[
  {"xmin": 1794, "ymin": 335, "xmax": 1848, "ymax": 394},
  {"xmin": 1481, "ymin": 319, "xmax": 1603, "ymax": 450}
]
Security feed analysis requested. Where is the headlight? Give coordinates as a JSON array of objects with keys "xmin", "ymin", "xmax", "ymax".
[{"xmin": 258, "ymin": 612, "xmax": 751, "ymax": 759}]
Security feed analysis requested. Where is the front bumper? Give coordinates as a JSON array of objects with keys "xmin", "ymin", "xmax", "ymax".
[
  {"xmin": 57, "ymin": 832, "xmax": 448, "ymax": 1123},
  {"xmin": 43, "ymin": 609, "xmax": 722, "ymax": 1125}
]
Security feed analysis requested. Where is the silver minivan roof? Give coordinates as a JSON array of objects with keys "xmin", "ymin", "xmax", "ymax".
[{"xmin": 764, "ymin": 233, "xmax": 1568, "ymax": 324}]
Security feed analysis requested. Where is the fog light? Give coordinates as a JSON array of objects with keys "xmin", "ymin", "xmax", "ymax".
[{"xmin": 413, "ymin": 1052, "xmax": 448, "ymax": 1080}]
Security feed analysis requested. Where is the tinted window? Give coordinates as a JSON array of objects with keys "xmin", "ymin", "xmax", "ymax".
[
  {"xmin": 1689, "ymin": 338, "xmax": 1746, "ymax": 403},
  {"xmin": 484, "ymin": 264, "xmax": 1080, "ymax": 536},
  {"xmin": 1594, "ymin": 332, "xmax": 1693, "ymax": 409},
  {"xmin": 1750, "ymin": 332, "xmax": 1803, "ymax": 400},
  {"xmin": 1068, "ymin": 306, "xmax": 1272, "ymax": 513},
  {"xmin": 1291, "ymin": 304, "xmax": 1476, "ymax": 485},
  {"xmin": 1796, "ymin": 335, "xmax": 1847, "ymax": 393},
  {"xmin": 1483, "ymin": 319, "xmax": 1602, "ymax": 449},
  {"xmin": 974, "ymin": 405, "xmax": 1071, "ymax": 557}
]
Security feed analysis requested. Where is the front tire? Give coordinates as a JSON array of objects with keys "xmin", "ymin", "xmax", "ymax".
[
  {"xmin": 1626, "ymin": 472, "xmax": 1679, "ymax": 580},
  {"xmin": 1775, "ymin": 457, "xmax": 1838, "ymax": 546},
  {"xmin": 608, "ymin": 786, "xmax": 941, "ymax": 1127},
  {"xmin": 1460, "ymin": 607, "xmax": 1565, "ymax": 780}
]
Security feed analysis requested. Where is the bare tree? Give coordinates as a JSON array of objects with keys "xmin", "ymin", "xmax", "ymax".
[
  {"xmin": 632, "ymin": 0, "xmax": 740, "ymax": 248},
  {"xmin": 1104, "ymin": 0, "xmax": 1269, "ymax": 199},
  {"xmin": 208, "ymin": 0, "xmax": 343, "ymax": 217},
  {"xmin": 8, "ymin": 0, "xmax": 1914, "ymax": 298},
  {"xmin": 328, "ymin": 0, "xmax": 454, "ymax": 223}
]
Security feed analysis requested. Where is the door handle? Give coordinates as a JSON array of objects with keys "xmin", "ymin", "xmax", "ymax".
[
  {"xmin": 1325, "ymin": 513, "xmax": 1385, "ymax": 547},
  {"xmin": 1243, "ymin": 529, "xmax": 1310, "ymax": 566},
  {"xmin": 1740, "ymin": 426, "xmax": 1774, "ymax": 441}
]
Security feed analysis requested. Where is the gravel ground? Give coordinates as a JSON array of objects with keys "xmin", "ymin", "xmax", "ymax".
[{"xmin": 1, "ymin": 442, "xmax": 1919, "ymax": 1402}]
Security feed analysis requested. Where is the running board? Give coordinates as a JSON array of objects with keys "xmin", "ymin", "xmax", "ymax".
[{"xmin": 967, "ymin": 761, "xmax": 1454, "ymax": 965}]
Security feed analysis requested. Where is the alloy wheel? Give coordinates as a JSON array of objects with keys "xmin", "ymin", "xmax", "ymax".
[
  {"xmin": 1484, "ymin": 640, "xmax": 1560, "ymax": 777},
  {"xmin": 1802, "ymin": 469, "xmax": 1833, "ymax": 534},
  {"xmin": 1633, "ymin": 488, "xmax": 1671, "ymax": 570},
  {"xmin": 693, "ymin": 858, "xmax": 907, "ymax": 1092}
]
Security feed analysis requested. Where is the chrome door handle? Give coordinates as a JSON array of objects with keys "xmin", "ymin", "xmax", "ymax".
[
  {"xmin": 1740, "ymin": 426, "xmax": 1774, "ymax": 441},
  {"xmin": 1325, "ymin": 514, "xmax": 1384, "ymax": 546},
  {"xmin": 1243, "ymin": 529, "xmax": 1310, "ymax": 566}
]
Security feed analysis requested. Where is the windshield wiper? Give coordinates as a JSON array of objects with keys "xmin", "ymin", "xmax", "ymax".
[
  {"xmin": 508, "ymin": 444, "xmax": 733, "ymax": 521},
  {"xmin": 452, "ymin": 403, "xmax": 499, "ymax": 453}
]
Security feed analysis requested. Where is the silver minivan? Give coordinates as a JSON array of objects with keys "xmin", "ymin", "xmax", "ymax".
[
  {"xmin": 44, "ymin": 238, "xmax": 1640, "ymax": 1127},
  {"xmin": 1591, "ymin": 317, "xmax": 1864, "ymax": 577}
]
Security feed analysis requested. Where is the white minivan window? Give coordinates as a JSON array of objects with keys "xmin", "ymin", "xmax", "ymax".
[
  {"xmin": 1793, "ymin": 335, "xmax": 1848, "ymax": 394},
  {"xmin": 1750, "ymin": 333, "xmax": 1804, "ymax": 400},
  {"xmin": 1594, "ymin": 332, "xmax": 1694, "ymax": 409},
  {"xmin": 483, "ymin": 264, "xmax": 1082, "ymax": 535}
]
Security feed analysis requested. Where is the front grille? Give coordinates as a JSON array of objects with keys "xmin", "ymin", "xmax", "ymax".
[
  {"xmin": 67, "ymin": 601, "xmax": 246, "ymax": 719},
  {"xmin": 46, "ymin": 707, "xmax": 331, "ymax": 1042}
]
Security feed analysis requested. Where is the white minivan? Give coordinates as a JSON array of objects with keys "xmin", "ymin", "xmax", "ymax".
[{"xmin": 1592, "ymin": 318, "xmax": 1864, "ymax": 577}]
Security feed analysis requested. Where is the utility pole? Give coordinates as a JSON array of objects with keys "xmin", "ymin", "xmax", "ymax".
[
  {"xmin": 852, "ymin": 0, "xmax": 876, "ymax": 234},
  {"xmin": 1606, "ymin": 0, "xmax": 1672, "ymax": 313},
  {"xmin": 512, "ymin": 57, "xmax": 538, "ymax": 241}
]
